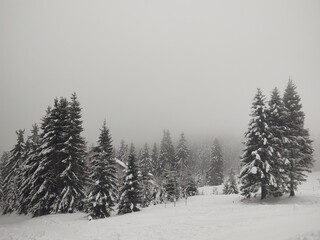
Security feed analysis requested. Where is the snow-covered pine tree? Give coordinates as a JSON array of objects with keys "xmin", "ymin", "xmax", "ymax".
[
  {"xmin": 184, "ymin": 170, "xmax": 197, "ymax": 196},
  {"xmin": 266, "ymin": 87, "xmax": 288, "ymax": 197},
  {"xmin": 0, "ymin": 152, "xmax": 9, "ymax": 209},
  {"xmin": 175, "ymin": 133, "xmax": 190, "ymax": 193},
  {"xmin": 206, "ymin": 138, "xmax": 224, "ymax": 186},
  {"xmin": 159, "ymin": 130, "xmax": 176, "ymax": 177},
  {"xmin": 57, "ymin": 93, "xmax": 87, "ymax": 213},
  {"xmin": 239, "ymin": 89, "xmax": 274, "ymax": 200},
  {"xmin": 28, "ymin": 98, "xmax": 71, "ymax": 216},
  {"xmin": 283, "ymin": 80, "xmax": 313, "ymax": 196},
  {"xmin": 117, "ymin": 139, "xmax": 129, "ymax": 165},
  {"xmin": 223, "ymin": 168, "xmax": 239, "ymax": 194},
  {"xmin": 87, "ymin": 120, "xmax": 118, "ymax": 219},
  {"xmin": 19, "ymin": 124, "xmax": 41, "ymax": 214},
  {"xmin": 151, "ymin": 143, "xmax": 159, "ymax": 177},
  {"xmin": 139, "ymin": 143, "xmax": 154, "ymax": 208},
  {"xmin": 160, "ymin": 130, "xmax": 180, "ymax": 201},
  {"xmin": 118, "ymin": 144, "xmax": 141, "ymax": 214},
  {"xmin": 2, "ymin": 129, "xmax": 25, "ymax": 214}
]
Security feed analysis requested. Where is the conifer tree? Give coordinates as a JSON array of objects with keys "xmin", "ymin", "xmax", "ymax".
[
  {"xmin": 117, "ymin": 139, "xmax": 129, "ymax": 164},
  {"xmin": 266, "ymin": 88, "xmax": 288, "ymax": 196},
  {"xmin": 175, "ymin": 133, "xmax": 190, "ymax": 192},
  {"xmin": 206, "ymin": 139, "xmax": 224, "ymax": 186},
  {"xmin": 151, "ymin": 143, "xmax": 160, "ymax": 177},
  {"xmin": 164, "ymin": 169, "xmax": 180, "ymax": 202},
  {"xmin": 19, "ymin": 124, "xmax": 40, "ymax": 214},
  {"xmin": 0, "ymin": 152, "xmax": 9, "ymax": 209},
  {"xmin": 184, "ymin": 170, "xmax": 197, "ymax": 196},
  {"xmin": 223, "ymin": 168, "xmax": 239, "ymax": 194},
  {"xmin": 87, "ymin": 120, "xmax": 118, "ymax": 219},
  {"xmin": 2, "ymin": 130, "xmax": 25, "ymax": 214},
  {"xmin": 239, "ymin": 89, "xmax": 275, "ymax": 200},
  {"xmin": 139, "ymin": 143, "xmax": 153, "ymax": 207},
  {"xmin": 28, "ymin": 98, "xmax": 71, "ymax": 216},
  {"xmin": 159, "ymin": 130, "xmax": 176, "ymax": 177},
  {"xmin": 283, "ymin": 80, "xmax": 313, "ymax": 196},
  {"xmin": 118, "ymin": 144, "xmax": 141, "ymax": 214},
  {"xmin": 57, "ymin": 93, "xmax": 87, "ymax": 213}
]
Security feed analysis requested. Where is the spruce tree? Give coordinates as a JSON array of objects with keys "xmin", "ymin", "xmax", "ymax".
[
  {"xmin": 151, "ymin": 143, "xmax": 160, "ymax": 178},
  {"xmin": 283, "ymin": 80, "xmax": 313, "ymax": 196},
  {"xmin": 2, "ymin": 129, "xmax": 25, "ymax": 214},
  {"xmin": 223, "ymin": 168, "xmax": 239, "ymax": 195},
  {"xmin": 266, "ymin": 88, "xmax": 288, "ymax": 196},
  {"xmin": 184, "ymin": 170, "xmax": 197, "ymax": 196},
  {"xmin": 87, "ymin": 120, "xmax": 118, "ymax": 219},
  {"xmin": 57, "ymin": 93, "xmax": 87, "ymax": 213},
  {"xmin": 117, "ymin": 140, "xmax": 129, "ymax": 164},
  {"xmin": 19, "ymin": 124, "xmax": 40, "ymax": 214},
  {"xmin": 159, "ymin": 130, "xmax": 176, "ymax": 177},
  {"xmin": 0, "ymin": 152, "xmax": 9, "ymax": 209},
  {"xmin": 206, "ymin": 139, "xmax": 224, "ymax": 186},
  {"xmin": 159, "ymin": 130, "xmax": 180, "ymax": 201},
  {"xmin": 118, "ymin": 144, "xmax": 141, "ymax": 214},
  {"xmin": 239, "ymin": 89, "xmax": 274, "ymax": 200},
  {"xmin": 28, "ymin": 98, "xmax": 70, "ymax": 216},
  {"xmin": 139, "ymin": 143, "xmax": 153, "ymax": 208},
  {"xmin": 175, "ymin": 133, "xmax": 190, "ymax": 192},
  {"xmin": 164, "ymin": 169, "xmax": 180, "ymax": 202}
]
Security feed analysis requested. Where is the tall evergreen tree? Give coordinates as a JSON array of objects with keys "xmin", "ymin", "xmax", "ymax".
[
  {"xmin": 139, "ymin": 143, "xmax": 153, "ymax": 207},
  {"xmin": 283, "ymin": 80, "xmax": 313, "ymax": 196},
  {"xmin": 0, "ymin": 152, "xmax": 9, "ymax": 208},
  {"xmin": 87, "ymin": 120, "xmax": 118, "ymax": 219},
  {"xmin": 117, "ymin": 139, "xmax": 129, "ymax": 164},
  {"xmin": 159, "ymin": 130, "xmax": 176, "ymax": 177},
  {"xmin": 118, "ymin": 144, "xmax": 141, "ymax": 214},
  {"xmin": 2, "ymin": 130, "xmax": 25, "ymax": 214},
  {"xmin": 57, "ymin": 93, "xmax": 87, "ymax": 213},
  {"xmin": 206, "ymin": 138, "xmax": 224, "ymax": 186},
  {"xmin": 19, "ymin": 124, "xmax": 41, "ymax": 214},
  {"xmin": 28, "ymin": 98, "xmax": 71, "ymax": 216},
  {"xmin": 239, "ymin": 89, "xmax": 274, "ymax": 200},
  {"xmin": 266, "ymin": 88, "xmax": 288, "ymax": 196},
  {"xmin": 151, "ymin": 143, "xmax": 160, "ymax": 178},
  {"xmin": 223, "ymin": 168, "xmax": 239, "ymax": 195},
  {"xmin": 175, "ymin": 133, "xmax": 190, "ymax": 191}
]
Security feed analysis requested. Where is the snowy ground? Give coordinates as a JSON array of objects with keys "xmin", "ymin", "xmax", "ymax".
[{"xmin": 1, "ymin": 172, "xmax": 320, "ymax": 240}]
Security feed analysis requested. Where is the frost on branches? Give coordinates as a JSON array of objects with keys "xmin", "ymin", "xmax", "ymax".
[
  {"xmin": 87, "ymin": 120, "xmax": 118, "ymax": 219},
  {"xmin": 239, "ymin": 89, "xmax": 274, "ymax": 200},
  {"xmin": 118, "ymin": 144, "xmax": 142, "ymax": 215}
]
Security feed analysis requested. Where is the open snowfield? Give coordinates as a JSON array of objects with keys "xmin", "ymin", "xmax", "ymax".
[{"xmin": 1, "ymin": 172, "xmax": 320, "ymax": 240}]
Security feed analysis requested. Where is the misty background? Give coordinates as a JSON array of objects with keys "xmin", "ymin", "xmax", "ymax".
[{"xmin": 0, "ymin": 0, "xmax": 319, "ymax": 167}]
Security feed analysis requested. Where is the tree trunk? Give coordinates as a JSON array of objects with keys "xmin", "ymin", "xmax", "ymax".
[
  {"xmin": 290, "ymin": 189, "xmax": 295, "ymax": 196},
  {"xmin": 261, "ymin": 185, "xmax": 267, "ymax": 200}
]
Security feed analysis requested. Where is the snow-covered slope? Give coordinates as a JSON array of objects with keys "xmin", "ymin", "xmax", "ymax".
[{"xmin": 1, "ymin": 172, "xmax": 320, "ymax": 240}]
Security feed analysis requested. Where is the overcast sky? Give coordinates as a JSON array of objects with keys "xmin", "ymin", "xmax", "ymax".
[{"xmin": 0, "ymin": 0, "xmax": 319, "ymax": 153}]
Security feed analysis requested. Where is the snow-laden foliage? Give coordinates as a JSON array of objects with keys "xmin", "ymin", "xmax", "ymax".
[
  {"xmin": 240, "ymin": 89, "xmax": 274, "ymax": 199},
  {"xmin": 282, "ymin": 80, "xmax": 313, "ymax": 196},
  {"xmin": 159, "ymin": 130, "xmax": 176, "ymax": 177},
  {"xmin": 266, "ymin": 88, "xmax": 288, "ymax": 196},
  {"xmin": 117, "ymin": 140, "xmax": 129, "ymax": 165},
  {"xmin": 0, "ymin": 152, "xmax": 9, "ymax": 208},
  {"xmin": 57, "ymin": 93, "xmax": 87, "ymax": 213},
  {"xmin": 223, "ymin": 168, "xmax": 239, "ymax": 195},
  {"xmin": 19, "ymin": 124, "xmax": 41, "ymax": 214},
  {"xmin": 175, "ymin": 133, "xmax": 190, "ymax": 190},
  {"xmin": 206, "ymin": 138, "xmax": 224, "ymax": 186},
  {"xmin": 87, "ymin": 121, "xmax": 118, "ymax": 219},
  {"xmin": 139, "ymin": 143, "xmax": 155, "ymax": 208},
  {"xmin": 2, "ymin": 130, "xmax": 25, "ymax": 214},
  {"xmin": 118, "ymin": 145, "xmax": 142, "ymax": 214}
]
